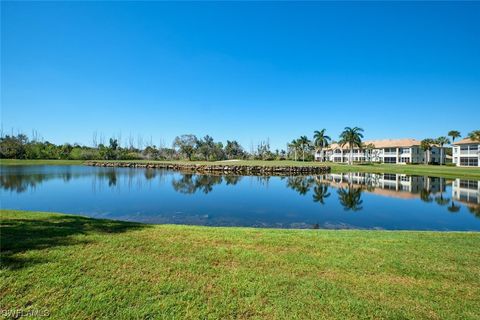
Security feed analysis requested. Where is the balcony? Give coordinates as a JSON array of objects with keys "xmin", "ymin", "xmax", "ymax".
[{"xmin": 460, "ymin": 150, "xmax": 479, "ymax": 156}]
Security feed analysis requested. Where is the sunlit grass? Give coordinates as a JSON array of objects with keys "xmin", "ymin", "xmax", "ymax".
[{"xmin": 1, "ymin": 210, "xmax": 479, "ymax": 319}]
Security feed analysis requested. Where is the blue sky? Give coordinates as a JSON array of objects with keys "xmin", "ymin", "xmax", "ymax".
[{"xmin": 2, "ymin": 2, "xmax": 479, "ymax": 150}]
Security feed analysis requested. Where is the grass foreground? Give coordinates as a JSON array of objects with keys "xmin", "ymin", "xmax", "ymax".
[
  {"xmin": 1, "ymin": 210, "xmax": 479, "ymax": 319},
  {"xmin": 2, "ymin": 159, "xmax": 480, "ymax": 179}
]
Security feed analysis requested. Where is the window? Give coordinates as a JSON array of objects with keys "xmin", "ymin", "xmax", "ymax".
[
  {"xmin": 470, "ymin": 145, "xmax": 479, "ymax": 151},
  {"xmin": 460, "ymin": 157, "xmax": 479, "ymax": 166},
  {"xmin": 384, "ymin": 157, "xmax": 397, "ymax": 163},
  {"xmin": 460, "ymin": 145, "xmax": 469, "ymax": 151},
  {"xmin": 400, "ymin": 157, "xmax": 410, "ymax": 163},
  {"xmin": 383, "ymin": 174, "xmax": 397, "ymax": 181},
  {"xmin": 459, "ymin": 180, "xmax": 478, "ymax": 190},
  {"xmin": 400, "ymin": 148, "xmax": 410, "ymax": 153}
]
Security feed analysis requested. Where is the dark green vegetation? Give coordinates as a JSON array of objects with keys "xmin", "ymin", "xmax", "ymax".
[
  {"xmin": 2, "ymin": 129, "xmax": 478, "ymax": 163},
  {"xmin": 1, "ymin": 210, "xmax": 479, "ymax": 319}
]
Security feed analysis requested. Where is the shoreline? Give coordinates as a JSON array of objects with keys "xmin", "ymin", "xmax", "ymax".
[
  {"xmin": 84, "ymin": 160, "xmax": 331, "ymax": 176},
  {"xmin": 2, "ymin": 159, "xmax": 480, "ymax": 179}
]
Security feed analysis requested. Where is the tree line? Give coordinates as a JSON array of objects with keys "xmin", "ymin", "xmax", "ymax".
[{"xmin": 1, "ymin": 129, "xmax": 478, "ymax": 162}]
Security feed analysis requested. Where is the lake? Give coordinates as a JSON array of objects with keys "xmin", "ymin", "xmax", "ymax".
[{"xmin": 1, "ymin": 165, "xmax": 479, "ymax": 230}]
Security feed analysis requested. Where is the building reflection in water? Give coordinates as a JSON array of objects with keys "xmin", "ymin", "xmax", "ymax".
[{"xmin": 452, "ymin": 179, "xmax": 480, "ymax": 217}]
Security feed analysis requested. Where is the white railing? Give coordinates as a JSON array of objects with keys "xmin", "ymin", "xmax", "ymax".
[{"xmin": 460, "ymin": 150, "xmax": 479, "ymax": 155}]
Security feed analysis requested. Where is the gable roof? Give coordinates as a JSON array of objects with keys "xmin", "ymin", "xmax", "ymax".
[{"xmin": 453, "ymin": 138, "xmax": 480, "ymax": 145}]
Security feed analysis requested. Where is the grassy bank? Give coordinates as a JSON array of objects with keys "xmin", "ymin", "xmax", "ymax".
[
  {"xmin": 1, "ymin": 210, "xmax": 479, "ymax": 319},
  {"xmin": 2, "ymin": 159, "xmax": 480, "ymax": 179},
  {"xmin": 0, "ymin": 159, "xmax": 84, "ymax": 166}
]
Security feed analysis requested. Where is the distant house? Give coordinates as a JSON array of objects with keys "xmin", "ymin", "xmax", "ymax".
[
  {"xmin": 452, "ymin": 138, "xmax": 480, "ymax": 167},
  {"xmin": 315, "ymin": 138, "xmax": 445, "ymax": 164}
]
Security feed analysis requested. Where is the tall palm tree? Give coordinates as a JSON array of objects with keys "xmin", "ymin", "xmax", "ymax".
[
  {"xmin": 298, "ymin": 135, "xmax": 311, "ymax": 162},
  {"xmin": 288, "ymin": 139, "xmax": 299, "ymax": 161},
  {"xmin": 448, "ymin": 130, "xmax": 461, "ymax": 144},
  {"xmin": 468, "ymin": 130, "xmax": 480, "ymax": 142},
  {"xmin": 435, "ymin": 136, "xmax": 450, "ymax": 166},
  {"xmin": 313, "ymin": 129, "xmax": 331, "ymax": 162},
  {"xmin": 420, "ymin": 138, "xmax": 434, "ymax": 165},
  {"xmin": 339, "ymin": 127, "xmax": 364, "ymax": 165}
]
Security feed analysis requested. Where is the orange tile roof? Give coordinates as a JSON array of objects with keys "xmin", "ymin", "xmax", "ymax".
[
  {"xmin": 326, "ymin": 138, "xmax": 422, "ymax": 150},
  {"xmin": 453, "ymin": 138, "xmax": 480, "ymax": 145}
]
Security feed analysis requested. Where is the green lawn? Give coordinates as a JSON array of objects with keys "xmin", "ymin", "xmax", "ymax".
[
  {"xmin": 0, "ymin": 159, "xmax": 84, "ymax": 166},
  {"xmin": 2, "ymin": 159, "xmax": 480, "ymax": 179},
  {"xmin": 1, "ymin": 210, "xmax": 479, "ymax": 319}
]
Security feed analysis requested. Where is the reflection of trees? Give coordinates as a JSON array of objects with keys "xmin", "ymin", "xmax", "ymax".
[
  {"xmin": 447, "ymin": 201, "xmax": 461, "ymax": 213},
  {"xmin": 171, "ymin": 174, "xmax": 231, "ymax": 194},
  {"xmin": 1, "ymin": 172, "xmax": 78, "ymax": 193},
  {"xmin": 224, "ymin": 175, "xmax": 242, "ymax": 186},
  {"xmin": 312, "ymin": 184, "xmax": 330, "ymax": 204},
  {"xmin": 435, "ymin": 193, "xmax": 450, "ymax": 206},
  {"xmin": 420, "ymin": 188, "xmax": 433, "ymax": 203},
  {"xmin": 171, "ymin": 174, "xmax": 197, "ymax": 194},
  {"xmin": 144, "ymin": 169, "xmax": 157, "ymax": 180},
  {"xmin": 337, "ymin": 186, "xmax": 363, "ymax": 211},
  {"xmin": 468, "ymin": 206, "xmax": 480, "ymax": 218},
  {"xmin": 286, "ymin": 176, "xmax": 314, "ymax": 195}
]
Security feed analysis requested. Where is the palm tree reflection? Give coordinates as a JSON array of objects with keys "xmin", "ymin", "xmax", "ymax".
[
  {"xmin": 312, "ymin": 184, "xmax": 330, "ymax": 204},
  {"xmin": 337, "ymin": 185, "xmax": 363, "ymax": 211}
]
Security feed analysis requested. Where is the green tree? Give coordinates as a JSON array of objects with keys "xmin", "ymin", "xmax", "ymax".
[
  {"xmin": 313, "ymin": 129, "xmax": 331, "ymax": 162},
  {"xmin": 224, "ymin": 140, "xmax": 245, "ymax": 159},
  {"xmin": 288, "ymin": 139, "xmax": 300, "ymax": 161},
  {"xmin": 0, "ymin": 134, "xmax": 28, "ymax": 159},
  {"xmin": 298, "ymin": 136, "xmax": 311, "ymax": 162},
  {"xmin": 339, "ymin": 127, "xmax": 364, "ymax": 165},
  {"xmin": 173, "ymin": 134, "xmax": 197, "ymax": 160},
  {"xmin": 448, "ymin": 130, "xmax": 461, "ymax": 143},
  {"xmin": 197, "ymin": 135, "xmax": 215, "ymax": 161},
  {"xmin": 420, "ymin": 138, "xmax": 435, "ymax": 165},
  {"xmin": 468, "ymin": 130, "xmax": 480, "ymax": 142},
  {"xmin": 435, "ymin": 136, "xmax": 450, "ymax": 165}
]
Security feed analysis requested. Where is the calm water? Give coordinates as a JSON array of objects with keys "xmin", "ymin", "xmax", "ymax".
[{"xmin": 1, "ymin": 165, "xmax": 479, "ymax": 231}]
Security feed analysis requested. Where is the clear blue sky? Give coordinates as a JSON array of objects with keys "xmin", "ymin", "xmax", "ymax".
[{"xmin": 2, "ymin": 1, "xmax": 479, "ymax": 150}]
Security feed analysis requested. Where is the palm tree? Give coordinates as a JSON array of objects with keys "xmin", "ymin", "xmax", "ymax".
[
  {"xmin": 313, "ymin": 129, "xmax": 331, "ymax": 162},
  {"xmin": 435, "ymin": 136, "xmax": 450, "ymax": 166},
  {"xmin": 448, "ymin": 130, "xmax": 461, "ymax": 144},
  {"xmin": 298, "ymin": 135, "xmax": 311, "ymax": 162},
  {"xmin": 288, "ymin": 139, "xmax": 300, "ymax": 161},
  {"xmin": 468, "ymin": 130, "xmax": 480, "ymax": 142},
  {"xmin": 339, "ymin": 127, "xmax": 364, "ymax": 165},
  {"xmin": 420, "ymin": 138, "xmax": 434, "ymax": 165}
]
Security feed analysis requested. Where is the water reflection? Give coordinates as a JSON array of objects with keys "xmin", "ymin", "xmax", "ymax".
[
  {"xmin": 1, "ymin": 165, "xmax": 479, "ymax": 230},
  {"xmin": 452, "ymin": 179, "xmax": 480, "ymax": 218}
]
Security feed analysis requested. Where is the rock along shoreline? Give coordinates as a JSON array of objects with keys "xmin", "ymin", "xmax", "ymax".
[{"xmin": 84, "ymin": 161, "xmax": 331, "ymax": 176}]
